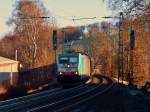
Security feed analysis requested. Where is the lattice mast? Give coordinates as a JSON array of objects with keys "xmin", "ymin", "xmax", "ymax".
[{"xmin": 118, "ymin": 12, "xmax": 124, "ymax": 84}]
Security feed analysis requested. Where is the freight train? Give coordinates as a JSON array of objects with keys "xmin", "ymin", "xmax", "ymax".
[
  {"xmin": 56, "ymin": 52, "xmax": 91, "ymax": 84},
  {"xmin": 0, "ymin": 63, "xmax": 55, "ymax": 95}
]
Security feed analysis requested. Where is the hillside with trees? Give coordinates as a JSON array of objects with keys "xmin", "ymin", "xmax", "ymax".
[
  {"xmin": 0, "ymin": 0, "xmax": 57, "ymax": 70},
  {"xmin": 104, "ymin": 0, "xmax": 150, "ymax": 87},
  {"xmin": 1, "ymin": 0, "xmax": 150, "ymax": 88}
]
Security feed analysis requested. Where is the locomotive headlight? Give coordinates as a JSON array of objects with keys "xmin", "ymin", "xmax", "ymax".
[
  {"xmin": 59, "ymin": 72, "xmax": 62, "ymax": 75},
  {"xmin": 67, "ymin": 65, "xmax": 70, "ymax": 68},
  {"xmin": 75, "ymin": 72, "xmax": 78, "ymax": 74}
]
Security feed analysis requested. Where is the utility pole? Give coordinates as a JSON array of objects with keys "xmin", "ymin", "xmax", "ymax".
[
  {"xmin": 15, "ymin": 50, "xmax": 18, "ymax": 61},
  {"xmin": 53, "ymin": 30, "xmax": 58, "ymax": 61},
  {"xmin": 128, "ymin": 30, "xmax": 135, "ymax": 86},
  {"xmin": 53, "ymin": 30, "xmax": 58, "ymax": 75},
  {"xmin": 102, "ymin": 14, "xmax": 124, "ymax": 83},
  {"xmin": 118, "ymin": 12, "xmax": 124, "ymax": 84}
]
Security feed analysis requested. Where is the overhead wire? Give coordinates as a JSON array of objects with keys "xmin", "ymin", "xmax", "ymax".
[
  {"xmin": 0, "ymin": 0, "xmax": 109, "ymax": 26},
  {"xmin": 0, "ymin": 15, "xmax": 108, "ymax": 27}
]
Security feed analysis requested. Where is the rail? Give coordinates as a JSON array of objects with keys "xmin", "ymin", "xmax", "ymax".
[
  {"xmin": 0, "ymin": 83, "xmax": 93, "ymax": 112},
  {"xmin": 28, "ymin": 75, "xmax": 113, "ymax": 112},
  {"xmin": 0, "ymin": 75, "xmax": 113, "ymax": 112}
]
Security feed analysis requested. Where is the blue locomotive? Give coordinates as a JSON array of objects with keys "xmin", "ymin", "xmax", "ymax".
[{"xmin": 56, "ymin": 53, "xmax": 91, "ymax": 83}]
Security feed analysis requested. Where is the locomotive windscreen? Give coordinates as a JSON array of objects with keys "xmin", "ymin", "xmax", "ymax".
[
  {"xmin": 59, "ymin": 57, "xmax": 69, "ymax": 64},
  {"xmin": 70, "ymin": 57, "xmax": 78, "ymax": 63},
  {"xmin": 59, "ymin": 56, "xmax": 78, "ymax": 64}
]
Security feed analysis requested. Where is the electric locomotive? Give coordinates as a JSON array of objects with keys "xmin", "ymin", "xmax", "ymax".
[{"xmin": 56, "ymin": 52, "xmax": 91, "ymax": 84}]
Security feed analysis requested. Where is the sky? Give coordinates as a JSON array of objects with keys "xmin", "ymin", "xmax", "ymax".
[{"xmin": 0, "ymin": 0, "xmax": 111, "ymax": 38}]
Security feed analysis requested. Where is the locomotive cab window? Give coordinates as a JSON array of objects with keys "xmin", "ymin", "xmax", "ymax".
[
  {"xmin": 59, "ymin": 56, "xmax": 78, "ymax": 64},
  {"xmin": 69, "ymin": 57, "xmax": 78, "ymax": 63},
  {"xmin": 59, "ymin": 57, "xmax": 69, "ymax": 64}
]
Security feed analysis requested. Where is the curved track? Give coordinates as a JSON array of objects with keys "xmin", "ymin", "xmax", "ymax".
[{"xmin": 0, "ymin": 75, "xmax": 113, "ymax": 112}]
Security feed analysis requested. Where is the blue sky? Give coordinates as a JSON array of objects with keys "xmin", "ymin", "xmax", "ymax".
[{"xmin": 0, "ymin": 0, "xmax": 111, "ymax": 37}]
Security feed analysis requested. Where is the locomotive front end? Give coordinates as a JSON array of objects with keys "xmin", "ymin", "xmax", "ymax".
[{"xmin": 57, "ymin": 54, "xmax": 80, "ymax": 83}]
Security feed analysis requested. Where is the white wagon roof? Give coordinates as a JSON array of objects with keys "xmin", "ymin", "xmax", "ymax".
[{"xmin": 0, "ymin": 56, "xmax": 19, "ymax": 65}]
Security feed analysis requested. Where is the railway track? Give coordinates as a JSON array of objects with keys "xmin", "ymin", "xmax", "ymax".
[
  {"xmin": 0, "ymin": 87, "xmax": 61, "ymax": 106},
  {"xmin": 0, "ymin": 84, "xmax": 94, "ymax": 112},
  {"xmin": 0, "ymin": 75, "xmax": 113, "ymax": 112},
  {"xmin": 28, "ymin": 75, "xmax": 113, "ymax": 112}
]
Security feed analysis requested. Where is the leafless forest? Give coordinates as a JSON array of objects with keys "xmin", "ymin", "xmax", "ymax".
[{"xmin": 0, "ymin": 0, "xmax": 150, "ymax": 87}]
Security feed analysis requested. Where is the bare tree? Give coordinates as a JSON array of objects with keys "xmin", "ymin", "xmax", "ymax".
[
  {"xmin": 105, "ymin": 0, "xmax": 150, "ymax": 16},
  {"xmin": 4, "ymin": 0, "xmax": 57, "ymax": 69},
  {"xmin": 86, "ymin": 29, "xmax": 116, "ymax": 76}
]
